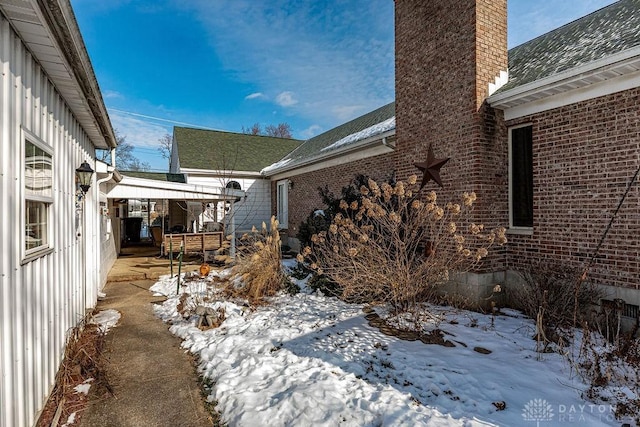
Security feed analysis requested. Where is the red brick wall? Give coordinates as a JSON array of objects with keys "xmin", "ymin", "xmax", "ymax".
[
  {"xmin": 271, "ymin": 154, "xmax": 395, "ymax": 239},
  {"xmin": 505, "ymin": 88, "xmax": 640, "ymax": 289},
  {"xmin": 394, "ymin": 0, "xmax": 509, "ymax": 270}
]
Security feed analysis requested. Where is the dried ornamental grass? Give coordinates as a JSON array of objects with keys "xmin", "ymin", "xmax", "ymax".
[{"xmin": 225, "ymin": 216, "xmax": 286, "ymax": 303}]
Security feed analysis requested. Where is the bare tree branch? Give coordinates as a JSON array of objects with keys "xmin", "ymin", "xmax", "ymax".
[{"xmin": 157, "ymin": 133, "xmax": 173, "ymax": 168}]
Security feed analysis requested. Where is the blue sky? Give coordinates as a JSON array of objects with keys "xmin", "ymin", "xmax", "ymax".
[{"xmin": 70, "ymin": 0, "xmax": 617, "ymax": 171}]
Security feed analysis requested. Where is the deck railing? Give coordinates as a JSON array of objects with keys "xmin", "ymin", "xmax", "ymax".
[{"xmin": 162, "ymin": 232, "xmax": 224, "ymax": 256}]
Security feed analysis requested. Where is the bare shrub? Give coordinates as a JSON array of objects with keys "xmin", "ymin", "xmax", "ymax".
[
  {"xmin": 224, "ymin": 216, "xmax": 287, "ymax": 303},
  {"xmin": 514, "ymin": 262, "xmax": 602, "ymax": 349},
  {"xmin": 578, "ymin": 328, "xmax": 640, "ymax": 424},
  {"xmin": 300, "ymin": 175, "xmax": 506, "ymax": 322}
]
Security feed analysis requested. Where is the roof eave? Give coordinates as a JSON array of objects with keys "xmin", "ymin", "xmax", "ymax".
[
  {"xmin": 262, "ymin": 130, "xmax": 396, "ymax": 177},
  {"xmin": 0, "ymin": 0, "xmax": 116, "ymax": 149},
  {"xmin": 179, "ymin": 168, "xmax": 265, "ymax": 177},
  {"xmin": 107, "ymin": 176, "xmax": 245, "ymax": 200},
  {"xmin": 488, "ymin": 45, "xmax": 640, "ymax": 110}
]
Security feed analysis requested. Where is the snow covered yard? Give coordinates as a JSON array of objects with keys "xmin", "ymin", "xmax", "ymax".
[{"xmin": 151, "ymin": 266, "xmax": 628, "ymax": 426}]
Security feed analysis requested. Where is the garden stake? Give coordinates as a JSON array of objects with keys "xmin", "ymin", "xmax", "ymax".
[
  {"xmin": 177, "ymin": 241, "xmax": 184, "ymax": 294},
  {"xmin": 169, "ymin": 238, "xmax": 174, "ymax": 278},
  {"xmin": 573, "ymin": 161, "xmax": 640, "ymax": 326}
]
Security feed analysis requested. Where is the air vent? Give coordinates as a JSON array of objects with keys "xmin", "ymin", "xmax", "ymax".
[{"xmin": 601, "ymin": 299, "xmax": 639, "ymax": 319}]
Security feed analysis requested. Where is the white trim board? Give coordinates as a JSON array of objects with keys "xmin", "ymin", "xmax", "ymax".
[{"xmin": 499, "ymin": 69, "xmax": 640, "ymax": 121}]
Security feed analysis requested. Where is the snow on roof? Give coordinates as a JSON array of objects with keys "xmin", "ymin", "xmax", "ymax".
[
  {"xmin": 321, "ymin": 116, "xmax": 395, "ymax": 152},
  {"xmin": 261, "ymin": 157, "xmax": 292, "ymax": 174}
]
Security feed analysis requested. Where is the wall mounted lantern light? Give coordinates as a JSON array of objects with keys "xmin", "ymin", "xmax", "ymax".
[{"xmin": 75, "ymin": 160, "xmax": 94, "ymax": 199}]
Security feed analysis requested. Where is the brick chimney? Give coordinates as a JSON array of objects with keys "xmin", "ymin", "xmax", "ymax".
[
  {"xmin": 394, "ymin": 0, "xmax": 509, "ymax": 277},
  {"xmin": 394, "ymin": 0, "xmax": 508, "ymax": 184}
]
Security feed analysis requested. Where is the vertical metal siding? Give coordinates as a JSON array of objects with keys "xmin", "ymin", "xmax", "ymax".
[
  {"xmin": 1, "ymin": 15, "xmax": 12, "ymax": 427},
  {"xmin": 0, "ymin": 14, "xmax": 102, "ymax": 427}
]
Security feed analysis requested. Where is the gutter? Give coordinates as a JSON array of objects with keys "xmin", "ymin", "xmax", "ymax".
[{"xmin": 96, "ymin": 167, "xmax": 122, "ymax": 186}]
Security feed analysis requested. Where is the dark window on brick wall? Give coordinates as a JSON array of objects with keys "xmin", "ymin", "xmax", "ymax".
[{"xmin": 510, "ymin": 125, "xmax": 533, "ymax": 228}]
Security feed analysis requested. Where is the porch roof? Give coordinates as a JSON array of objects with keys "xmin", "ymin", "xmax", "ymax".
[{"xmin": 105, "ymin": 176, "xmax": 244, "ymax": 201}]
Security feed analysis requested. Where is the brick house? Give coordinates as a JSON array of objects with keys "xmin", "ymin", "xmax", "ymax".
[{"xmin": 264, "ymin": 0, "xmax": 640, "ymax": 313}]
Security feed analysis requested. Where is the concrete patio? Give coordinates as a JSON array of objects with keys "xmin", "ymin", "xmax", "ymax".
[{"xmin": 107, "ymin": 244, "xmax": 203, "ymax": 282}]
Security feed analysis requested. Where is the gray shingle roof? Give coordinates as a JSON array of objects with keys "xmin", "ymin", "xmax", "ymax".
[
  {"xmin": 173, "ymin": 127, "xmax": 302, "ymax": 172},
  {"xmin": 266, "ymin": 102, "xmax": 395, "ymax": 173},
  {"xmin": 502, "ymin": 0, "xmax": 640, "ymax": 91}
]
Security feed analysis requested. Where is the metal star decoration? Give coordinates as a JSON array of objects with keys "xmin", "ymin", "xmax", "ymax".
[{"xmin": 414, "ymin": 144, "xmax": 450, "ymax": 188}]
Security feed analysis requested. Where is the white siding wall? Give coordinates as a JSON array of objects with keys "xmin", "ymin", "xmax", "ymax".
[
  {"xmin": 187, "ymin": 175, "xmax": 272, "ymax": 232},
  {"xmin": 0, "ymin": 15, "xmax": 101, "ymax": 427}
]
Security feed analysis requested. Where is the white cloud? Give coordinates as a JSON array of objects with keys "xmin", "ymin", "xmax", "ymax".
[
  {"xmin": 109, "ymin": 109, "xmax": 172, "ymax": 149},
  {"xmin": 181, "ymin": 0, "xmax": 615, "ymax": 129},
  {"xmin": 275, "ymin": 91, "xmax": 298, "ymax": 107},
  {"xmin": 103, "ymin": 90, "xmax": 124, "ymax": 99},
  {"xmin": 183, "ymin": 0, "xmax": 394, "ymax": 127},
  {"xmin": 245, "ymin": 92, "xmax": 266, "ymax": 100},
  {"xmin": 300, "ymin": 124, "xmax": 322, "ymax": 139}
]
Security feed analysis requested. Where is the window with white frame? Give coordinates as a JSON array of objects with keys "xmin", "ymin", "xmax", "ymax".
[
  {"xmin": 509, "ymin": 124, "xmax": 533, "ymax": 229},
  {"xmin": 24, "ymin": 136, "xmax": 53, "ymax": 254},
  {"xmin": 276, "ymin": 180, "xmax": 288, "ymax": 228}
]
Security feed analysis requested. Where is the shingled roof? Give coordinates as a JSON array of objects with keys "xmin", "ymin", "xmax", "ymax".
[
  {"xmin": 263, "ymin": 102, "xmax": 395, "ymax": 174},
  {"xmin": 501, "ymin": 0, "xmax": 640, "ymax": 92},
  {"xmin": 173, "ymin": 127, "xmax": 302, "ymax": 172}
]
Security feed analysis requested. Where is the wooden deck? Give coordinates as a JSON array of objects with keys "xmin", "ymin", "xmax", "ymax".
[{"xmin": 162, "ymin": 232, "xmax": 223, "ymax": 256}]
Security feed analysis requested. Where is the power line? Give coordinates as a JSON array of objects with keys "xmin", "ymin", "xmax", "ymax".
[
  {"xmin": 130, "ymin": 147, "xmax": 162, "ymax": 153},
  {"xmin": 109, "ymin": 108, "xmax": 223, "ymax": 131}
]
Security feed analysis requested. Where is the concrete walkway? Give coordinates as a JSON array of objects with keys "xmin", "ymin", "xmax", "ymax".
[{"xmin": 80, "ymin": 248, "xmax": 213, "ymax": 427}]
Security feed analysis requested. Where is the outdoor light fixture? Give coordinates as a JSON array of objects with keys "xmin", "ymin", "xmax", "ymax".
[{"xmin": 75, "ymin": 160, "xmax": 94, "ymax": 198}]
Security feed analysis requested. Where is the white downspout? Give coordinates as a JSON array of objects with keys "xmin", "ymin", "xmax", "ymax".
[
  {"xmin": 96, "ymin": 173, "xmax": 113, "ymax": 187},
  {"xmin": 93, "ymin": 172, "xmax": 113, "ymax": 297}
]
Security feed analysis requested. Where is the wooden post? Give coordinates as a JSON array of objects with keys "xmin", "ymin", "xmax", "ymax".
[
  {"xmin": 169, "ymin": 238, "xmax": 173, "ymax": 277},
  {"xmin": 176, "ymin": 241, "xmax": 184, "ymax": 294}
]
